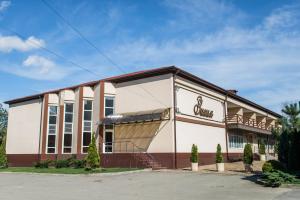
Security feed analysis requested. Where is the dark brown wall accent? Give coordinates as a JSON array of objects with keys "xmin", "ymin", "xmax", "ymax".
[
  {"xmin": 41, "ymin": 94, "xmax": 49, "ymax": 159},
  {"xmin": 176, "ymin": 116, "xmax": 225, "ymax": 128},
  {"xmin": 57, "ymin": 105, "xmax": 64, "ymax": 155},
  {"xmin": 77, "ymin": 87, "xmax": 84, "ymax": 154},
  {"xmin": 98, "ymin": 81, "xmax": 105, "ymax": 153},
  {"xmin": 7, "ymin": 154, "xmax": 40, "ymax": 167},
  {"xmin": 8, "ymin": 153, "xmax": 245, "ymax": 168}
]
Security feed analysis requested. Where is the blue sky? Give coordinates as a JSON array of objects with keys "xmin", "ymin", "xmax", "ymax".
[{"xmin": 0, "ymin": 0, "xmax": 300, "ymax": 113}]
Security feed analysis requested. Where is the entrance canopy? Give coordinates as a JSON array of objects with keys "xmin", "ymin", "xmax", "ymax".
[{"xmin": 98, "ymin": 108, "xmax": 170, "ymax": 125}]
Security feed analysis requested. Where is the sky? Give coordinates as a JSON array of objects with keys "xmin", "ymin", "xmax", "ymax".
[{"xmin": 0, "ymin": 0, "xmax": 300, "ymax": 113}]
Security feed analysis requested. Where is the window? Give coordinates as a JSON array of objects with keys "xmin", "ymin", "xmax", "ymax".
[
  {"xmin": 105, "ymin": 96, "xmax": 114, "ymax": 116},
  {"xmin": 82, "ymin": 99, "xmax": 93, "ymax": 153},
  {"xmin": 47, "ymin": 105, "xmax": 58, "ymax": 153},
  {"xmin": 104, "ymin": 125, "xmax": 114, "ymax": 153},
  {"xmin": 229, "ymin": 135, "xmax": 244, "ymax": 149},
  {"xmin": 63, "ymin": 103, "xmax": 74, "ymax": 153}
]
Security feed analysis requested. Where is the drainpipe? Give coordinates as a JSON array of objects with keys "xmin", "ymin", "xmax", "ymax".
[
  {"xmin": 172, "ymin": 70, "xmax": 180, "ymax": 169},
  {"xmin": 37, "ymin": 95, "xmax": 44, "ymax": 162},
  {"xmin": 224, "ymin": 92, "xmax": 229, "ymax": 161}
]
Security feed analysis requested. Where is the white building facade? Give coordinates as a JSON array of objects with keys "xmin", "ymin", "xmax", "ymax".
[{"xmin": 5, "ymin": 66, "xmax": 280, "ymax": 168}]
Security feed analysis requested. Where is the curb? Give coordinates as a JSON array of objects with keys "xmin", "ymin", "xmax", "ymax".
[{"xmin": 0, "ymin": 168, "xmax": 152, "ymax": 177}]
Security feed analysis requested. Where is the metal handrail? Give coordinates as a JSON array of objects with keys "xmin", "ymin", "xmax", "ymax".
[{"xmin": 226, "ymin": 114, "xmax": 277, "ymax": 131}]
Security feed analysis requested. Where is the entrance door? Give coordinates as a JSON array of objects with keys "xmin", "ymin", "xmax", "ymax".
[{"xmin": 104, "ymin": 131, "xmax": 113, "ymax": 153}]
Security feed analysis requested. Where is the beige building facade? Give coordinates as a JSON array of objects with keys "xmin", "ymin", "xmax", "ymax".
[{"xmin": 5, "ymin": 66, "xmax": 280, "ymax": 168}]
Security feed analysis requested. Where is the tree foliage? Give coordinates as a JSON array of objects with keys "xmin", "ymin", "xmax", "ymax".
[
  {"xmin": 0, "ymin": 135, "xmax": 8, "ymax": 168},
  {"xmin": 277, "ymin": 102, "xmax": 300, "ymax": 171},
  {"xmin": 243, "ymin": 144, "xmax": 253, "ymax": 165},
  {"xmin": 0, "ymin": 103, "xmax": 8, "ymax": 144},
  {"xmin": 190, "ymin": 144, "xmax": 198, "ymax": 163},
  {"xmin": 215, "ymin": 144, "xmax": 223, "ymax": 163},
  {"xmin": 85, "ymin": 132, "xmax": 100, "ymax": 169}
]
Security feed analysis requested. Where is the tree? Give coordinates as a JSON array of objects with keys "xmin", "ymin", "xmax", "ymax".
[
  {"xmin": 279, "ymin": 102, "xmax": 300, "ymax": 171},
  {"xmin": 85, "ymin": 132, "xmax": 100, "ymax": 169},
  {"xmin": 0, "ymin": 103, "xmax": 8, "ymax": 144},
  {"xmin": 243, "ymin": 144, "xmax": 253, "ymax": 165},
  {"xmin": 190, "ymin": 144, "xmax": 198, "ymax": 163},
  {"xmin": 0, "ymin": 135, "xmax": 8, "ymax": 168},
  {"xmin": 216, "ymin": 144, "xmax": 223, "ymax": 163}
]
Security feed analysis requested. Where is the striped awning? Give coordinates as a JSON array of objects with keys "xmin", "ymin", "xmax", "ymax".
[{"xmin": 98, "ymin": 108, "xmax": 170, "ymax": 125}]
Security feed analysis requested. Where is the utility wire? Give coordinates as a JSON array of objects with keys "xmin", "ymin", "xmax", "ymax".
[
  {"xmin": 41, "ymin": 0, "xmax": 168, "ymax": 107},
  {"xmin": 0, "ymin": 25, "xmax": 100, "ymax": 78}
]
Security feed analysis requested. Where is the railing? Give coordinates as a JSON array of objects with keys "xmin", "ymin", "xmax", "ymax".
[
  {"xmin": 226, "ymin": 114, "xmax": 276, "ymax": 131},
  {"xmin": 102, "ymin": 140, "xmax": 162, "ymax": 169}
]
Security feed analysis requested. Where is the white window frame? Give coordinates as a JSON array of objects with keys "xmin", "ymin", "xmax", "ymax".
[
  {"xmin": 229, "ymin": 135, "xmax": 244, "ymax": 149},
  {"xmin": 46, "ymin": 105, "xmax": 58, "ymax": 154},
  {"xmin": 103, "ymin": 125, "xmax": 114, "ymax": 153},
  {"xmin": 104, "ymin": 96, "xmax": 115, "ymax": 117},
  {"xmin": 62, "ymin": 102, "xmax": 74, "ymax": 154},
  {"xmin": 82, "ymin": 99, "xmax": 93, "ymax": 154}
]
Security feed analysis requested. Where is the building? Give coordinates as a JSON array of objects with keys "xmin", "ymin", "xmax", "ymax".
[{"xmin": 4, "ymin": 66, "xmax": 281, "ymax": 168}]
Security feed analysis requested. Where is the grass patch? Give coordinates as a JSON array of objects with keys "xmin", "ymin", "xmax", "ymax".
[{"xmin": 0, "ymin": 167, "xmax": 140, "ymax": 174}]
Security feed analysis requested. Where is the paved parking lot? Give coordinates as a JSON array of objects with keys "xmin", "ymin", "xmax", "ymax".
[{"xmin": 0, "ymin": 171, "xmax": 299, "ymax": 200}]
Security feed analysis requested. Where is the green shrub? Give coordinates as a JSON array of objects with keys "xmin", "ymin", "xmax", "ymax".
[
  {"xmin": 73, "ymin": 159, "xmax": 86, "ymax": 168},
  {"xmin": 259, "ymin": 143, "xmax": 266, "ymax": 155},
  {"xmin": 190, "ymin": 144, "xmax": 198, "ymax": 163},
  {"xmin": 34, "ymin": 159, "xmax": 51, "ymax": 168},
  {"xmin": 0, "ymin": 137, "xmax": 7, "ymax": 168},
  {"xmin": 55, "ymin": 159, "xmax": 70, "ymax": 168},
  {"xmin": 261, "ymin": 170, "xmax": 299, "ymax": 187},
  {"xmin": 243, "ymin": 144, "xmax": 253, "ymax": 165},
  {"xmin": 216, "ymin": 144, "xmax": 223, "ymax": 163},
  {"xmin": 262, "ymin": 160, "xmax": 286, "ymax": 173},
  {"xmin": 85, "ymin": 133, "xmax": 100, "ymax": 170},
  {"xmin": 262, "ymin": 162, "xmax": 273, "ymax": 173}
]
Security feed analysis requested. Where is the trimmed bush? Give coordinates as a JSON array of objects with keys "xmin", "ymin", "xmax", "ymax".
[
  {"xmin": 85, "ymin": 133, "xmax": 100, "ymax": 170},
  {"xmin": 262, "ymin": 162, "xmax": 273, "ymax": 173},
  {"xmin": 259, "ymin": 143, "xmax": 266, "ymax": 155},
  {"xmin": 216, "ymin": 144, "xmax": 223, "ymax": 163},
  {"xmin": 243, "ymin": 144, "xmax": 253, "ymax": 165},
  {"xmin": 190, "ymin": 144, "xmax": 198, "ymax": 163},
  {"xmin": 34, "ymin": 159, "xmax": 51, "ymax": 168},
  {"xmin": 73, "ymin": 159, "xmax": 86, "ymax": 169},
  {"xmin": 261, "ymin": 170, "xmax": 299, "ymax": 187},
  {"xmin": 55, "ymin": 159, "xmax": 70, "ymax": 168},
  {"xmin": 262, "ymin": 160, "xmax": 286, "ymax": 173},
  {"xmin": 0, "ymin": 137, "xmax": 7, "ymax": 168}
]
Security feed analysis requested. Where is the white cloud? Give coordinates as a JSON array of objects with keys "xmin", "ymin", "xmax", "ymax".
[
  {"xmin": 0, "ymin": 1, "xmax": 10, "ymax": 12},
  {"xmin": 0, "ymin": 35, "xmax": 45, "ymax": 53},
  {"xmin": 104, "ymin": 1, "xmax": 300, "ymax": 112},
  {"xmin": 0, "ymin": 55, "xmax": 72, "ymax": 81}
]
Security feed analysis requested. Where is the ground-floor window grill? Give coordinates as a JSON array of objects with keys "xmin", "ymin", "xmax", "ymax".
[{"xmin": 229, "ymin": 135, "xmax": 244, "ymax": 149}]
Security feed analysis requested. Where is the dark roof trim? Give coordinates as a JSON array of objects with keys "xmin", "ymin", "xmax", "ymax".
[{"xmin": 4, "ymin": 66, "xmax": 281, "ymax": 118}]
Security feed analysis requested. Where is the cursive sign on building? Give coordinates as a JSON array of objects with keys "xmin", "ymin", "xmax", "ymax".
[{"xmin": 193, "ymin": 96, "xmax": 214, "ymax": 118}]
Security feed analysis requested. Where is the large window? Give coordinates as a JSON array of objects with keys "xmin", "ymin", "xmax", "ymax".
[
  {"xmin": 229, "ymin": 135, "xmax": 244, "ymax": 149},
  {"xmin": 47, "ymin": 105, "xmax": 58, "ymax": 154},
  {"xmin": 105, "ymin": 96, "xmax": 114, "ymax": 116},
  {"xmin": 82, "ymin": 99, "xmax": 93, "ymax": 153},
  {"xmin": 63, "ymin": 103, "xmax": 74, "ymax": 153}
]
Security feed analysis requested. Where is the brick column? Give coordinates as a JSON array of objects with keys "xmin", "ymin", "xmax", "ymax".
[
  {"xmin": 76, "ymin": 87, "xmax": 84, "ymax": 155},
  {"xmin": 57, "ymin": 104, "xmax": 64, "ymax": 157},
  {"xmin": 41, "ymin": 94, "xmax": 49, "ymax": 160}
]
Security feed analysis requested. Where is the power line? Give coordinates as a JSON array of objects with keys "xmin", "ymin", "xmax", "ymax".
[
  {"xmin": 0, "ymin": 14, "xmax": 100, "ymax": 78},
  {"xmin": 41, "ymin": 0, "xmax": 168, "ymax": 107}
]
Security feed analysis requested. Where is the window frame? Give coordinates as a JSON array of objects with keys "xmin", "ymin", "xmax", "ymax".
[
  {"xmin": 81, "ymin": 99, "xmax": 93, "ymax": 154},
  {"xmin": 104, "ymin": 96, "xmax": 115, "ymax": 117},
  {"xmin": 46, "ymin": 105, "xmax": 58, "ymax": 154},
  {"xmin": 229, "ymin": 134, "xmax": 244, "ymax": 149},
  {"xmin": 103, "ymin": 125, "xmax": 114, "ymax": 153},
  {"xmin": 62, "ymin": 102, "xmax": 74, "ymax": 154}
]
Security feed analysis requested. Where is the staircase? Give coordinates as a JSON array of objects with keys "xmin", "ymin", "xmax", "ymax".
[{"xmin": 134, "ymin": 153, "xmax": 165, "ymax": 170}]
